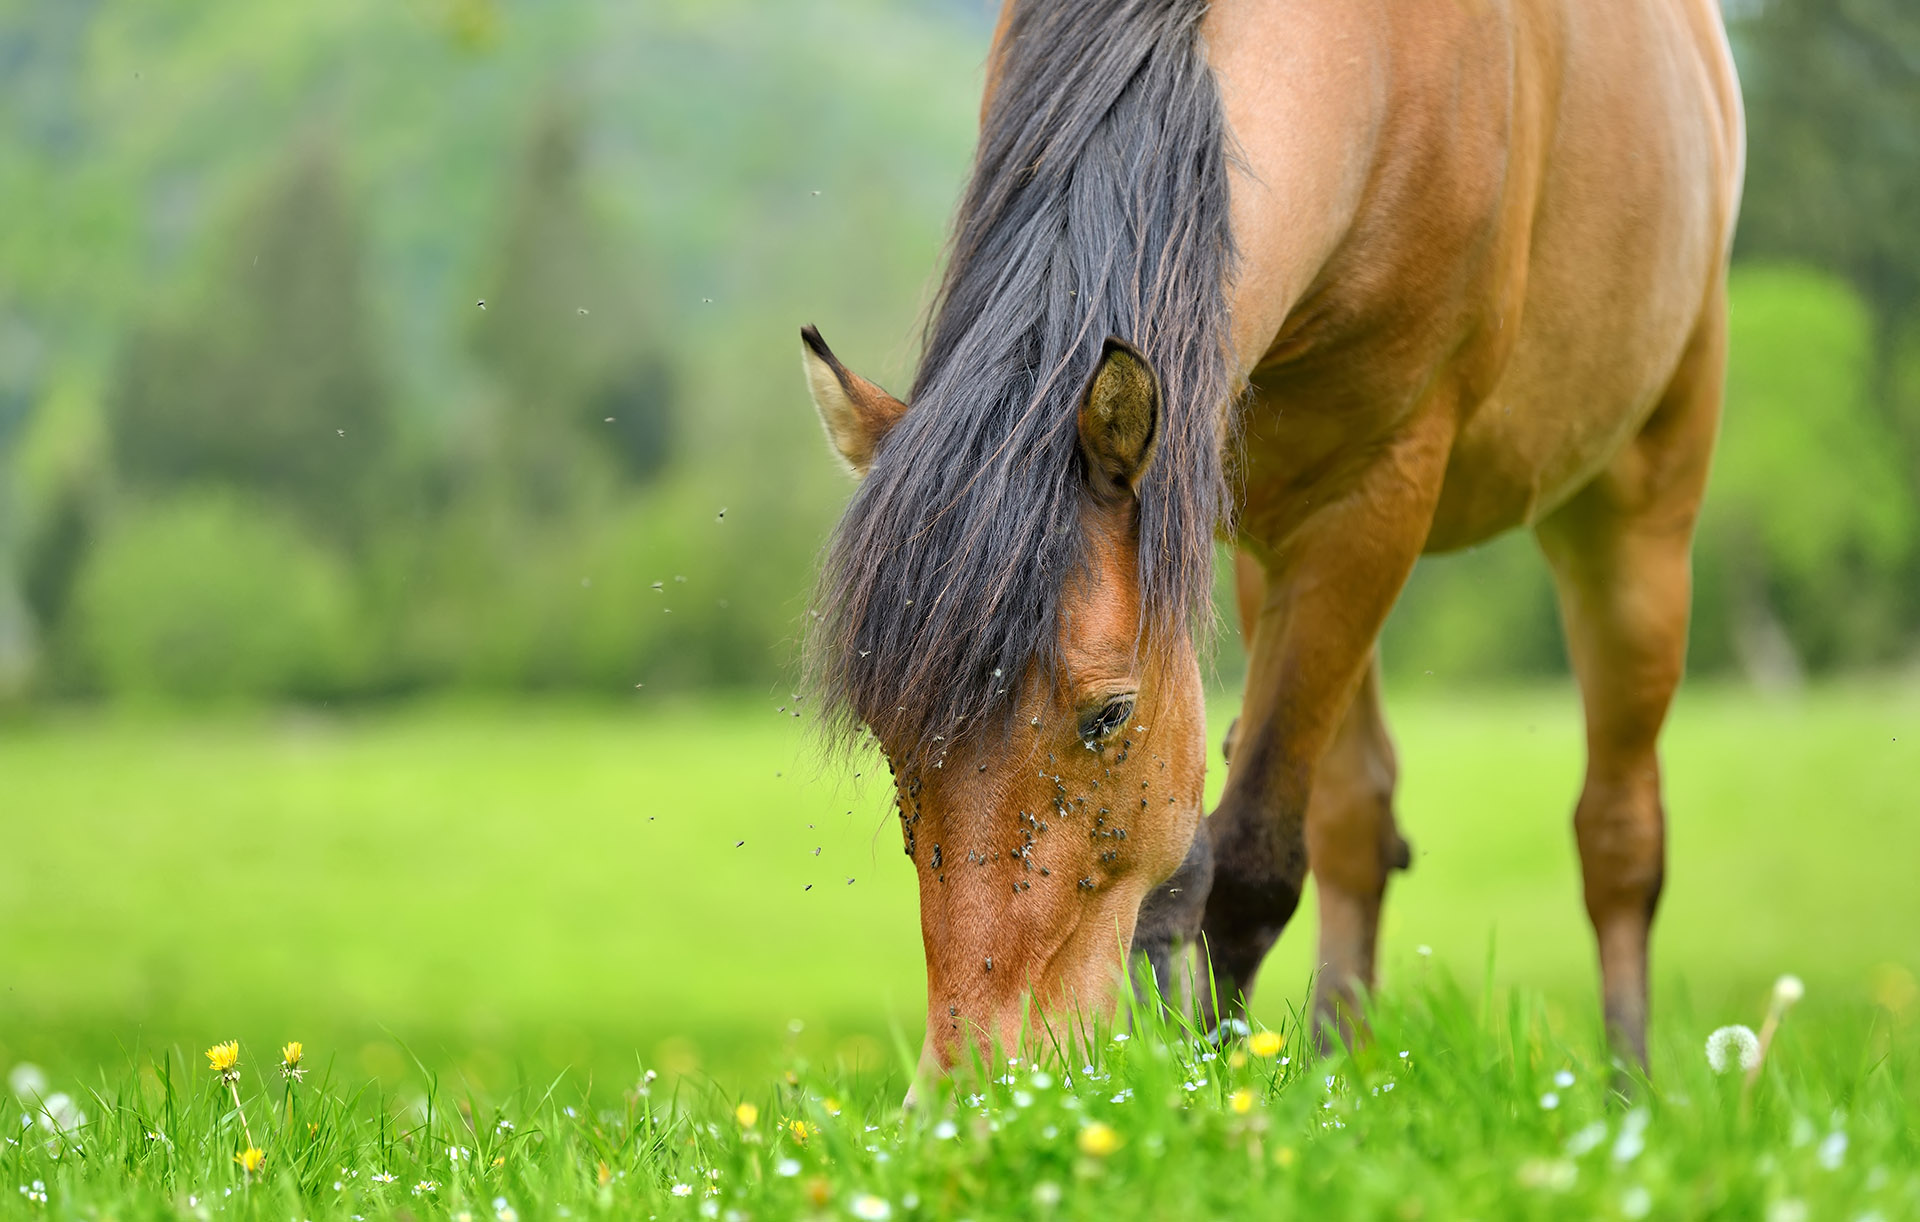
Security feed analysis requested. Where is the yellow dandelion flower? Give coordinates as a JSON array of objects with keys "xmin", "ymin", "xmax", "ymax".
[
  {"xmin": 236, "ymin": 1147, "xmax": 266, "ymax": 1174},
  {"xmin": 1248, "ymin": 1030, "xmax": 1283, "ymax": 1059},
  {"xmin": 822, "ymin": 1097, "xmax": 842, "ymax": 1117},
  {"xmin": 1229, "ymin": 1088, "xmax": 1255, "ymax": 1115},
  {"xmin": 734, "ymin": 1101, "xmax": 759, "ymax": 1127},
  {"xmin": 596, "ymin": 1160, "xmax": 612, "ymax": 1188},
  {"xmin": 281, "ymin": 1041, "xmax": 306, "ymax": 1081},
  {"xmin": 206, "ymin": 1041, "xmax": 241, "ymax": 1081},
  {"xmin": 788, "ymin": 1119, "xmax": 812, "ymax": 1143},
  {"xmin": 1076, "ymin": 1121, "xmax": 1119, "ymax": 1157}
]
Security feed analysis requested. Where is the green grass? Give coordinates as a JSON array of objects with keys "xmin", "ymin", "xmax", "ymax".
[
  {"xmin": 2, "ymin": 685, "xmax": 1916, "ymax": 1081},
  {"xmin": 3, "ymin": 977, "xmax": 1915, "ymax": 1220},
  {"xmin": 1, "ymin": 685, "xmax": 1917, "ymax": 1216}
]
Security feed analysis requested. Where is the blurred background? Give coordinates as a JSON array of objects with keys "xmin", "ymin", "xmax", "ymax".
[{"xmin": 1, "ymin": 0, "xmax": 1916, "ymax": 1088}]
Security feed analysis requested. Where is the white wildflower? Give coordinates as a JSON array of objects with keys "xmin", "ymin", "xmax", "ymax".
[
  {"xmin": 1613, "ymin": 1108, "xmax": 1650, "ymax": 1163},
  {"xmin": 670, "ymin": 1184, "xmax": 692, "ymax": 1197},
  {"xmin": 933, "ymin": 1120, "xmax": 957, "ymax": 1140},
  {"xmin": 1817, "ymin": 1131, "xmax": 1847, "ymax": 1170},
  {"xmin": 774, "ymin": 1159, "xmax": 800, "ymax": 1177},
  {"xmin": 1540, "ymin": 1092, "xmax": 1560, "ymax": 1110},
  {"xmin": 1773, "ymin": 975, "xmax": 1805, "ymax": 1007},
  {"xmin": 37, "ymin": 1093, "xmax": 86, "ymax": 1135},
  {"xmin": 850, "ymin": 1194, "xmax": 892, "ymax": 1220},
  {"xmin": 1554, "ymin": 1070, "xmax": 1575, "ymax": 1088},
  {"xmin": 1516, "ymin": 1158, "xmax": 1577, "ymax": 1191},
  {"xmin": 7, "ymin": 1066, "xmax": 47, "ymax": 1103},
  {"xmin": 1705, "ymin": 1025, "xmax": 1761, "ymax": 1074}
]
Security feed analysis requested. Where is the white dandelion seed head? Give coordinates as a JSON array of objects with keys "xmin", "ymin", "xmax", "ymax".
[
  {"xmin": 1539, "ymin": 1092, "xmax": 1561, "ymax": 1110},
  {"xmin": 1554, "ymin": 1070, "xmax": 1575, "ymax": 1088},
  {"xmin": 1773, "ymin": 975, "xmax": 1805, "ymax": 1007},
  {"xmin": 775, "ymin": 1158, "xmax": 800, "ymax": 1177},
  {"xmin": 932, "ymin": 1120, "xmax": 957, "ymax": 1140},
  {"xmin": 1705, "ymin": 1025, "xmax": 1762, "ymax": 1074}
]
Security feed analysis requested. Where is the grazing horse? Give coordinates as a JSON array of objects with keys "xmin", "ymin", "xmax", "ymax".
[{"xmin": 801, "ymin": 0, "xmax": 1742, "ymax": 1074}]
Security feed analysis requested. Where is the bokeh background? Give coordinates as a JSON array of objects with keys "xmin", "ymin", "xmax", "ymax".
[{"xmin": 2, "ymin": 0, "xmax": 1916, "ymax": 1088}]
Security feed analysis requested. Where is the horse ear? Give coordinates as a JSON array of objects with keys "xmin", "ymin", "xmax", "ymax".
[
  {"xmin": 801, "ymin": 325, "xmax": 908, "ymax": 477},
  {"xmin": 1077, "ymin": 336, "xmax": 1162, "ymax": 499}
]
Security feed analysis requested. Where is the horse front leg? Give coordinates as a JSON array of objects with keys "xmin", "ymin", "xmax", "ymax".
[
  {"xmin": 1197, "ymin": 419, "xmax": 1451, "ymax": 1034},
  {"xmin": 1131, "ymin": 550, "xmax": 1261, "ymax": 1016}
]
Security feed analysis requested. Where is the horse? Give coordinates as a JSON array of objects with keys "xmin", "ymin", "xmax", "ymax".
[{"xmin": 800, "ymin": 0, "xmax": 1743, "ymax": 1076}]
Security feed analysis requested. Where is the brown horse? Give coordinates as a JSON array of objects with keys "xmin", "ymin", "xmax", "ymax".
[{"xmin": 801, "ymin": 0, "xmax": 1742, "ymax": 1076}]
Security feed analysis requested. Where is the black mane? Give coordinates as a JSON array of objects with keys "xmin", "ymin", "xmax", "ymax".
[{"xmin": 810, "ymin": 0, "xmax": 1236, "ymax": 762}]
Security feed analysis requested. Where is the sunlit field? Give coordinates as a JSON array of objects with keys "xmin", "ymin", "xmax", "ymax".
[{"xmin": 3, "ymin": 686, "xmax": 1917, "ymax": 1217}]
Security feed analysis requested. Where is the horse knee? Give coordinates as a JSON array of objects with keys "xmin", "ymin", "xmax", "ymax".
[{"xmin": 1573, "ymin": 775, "xmax": 1665, "ymax": 920}]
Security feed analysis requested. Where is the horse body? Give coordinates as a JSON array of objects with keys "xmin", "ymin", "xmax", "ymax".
[
  {"xmin": 802, "ymin": 0, "xmax": 1741, "ymax": 1074},
  {"xmin": 1178, "ymin": 0, "xmax": 1743, "ymax": 1057}
]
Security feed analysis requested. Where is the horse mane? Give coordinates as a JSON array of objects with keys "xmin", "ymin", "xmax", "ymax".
[{"xmin": 809, "ymin": 0, "xmax": 1236, "ymax": 764}]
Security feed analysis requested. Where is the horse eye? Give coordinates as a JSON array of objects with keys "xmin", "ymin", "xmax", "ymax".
[{"xmin": 1081, "ymin": 697, "xmax": 1134, "ymax": 746}]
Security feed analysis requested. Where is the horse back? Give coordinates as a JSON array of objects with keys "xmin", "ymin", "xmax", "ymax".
[{"xmin": 1207, "ymin": 0, "xmax": 1744, "ymax": 553}]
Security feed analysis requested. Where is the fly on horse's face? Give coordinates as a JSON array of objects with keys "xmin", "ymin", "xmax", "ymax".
[{"xmin": 801, "ymin": 329, "xmax": 1208, "ymax": 1073}]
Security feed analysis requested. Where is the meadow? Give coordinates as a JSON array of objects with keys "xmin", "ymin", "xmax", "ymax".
[{"xmin": 3, "ymin": 684, "xmax": 1917, "ymax": 1218}]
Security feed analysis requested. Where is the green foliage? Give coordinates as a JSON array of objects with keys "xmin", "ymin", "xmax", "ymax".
[
  {"xmin": 2, "ymin": 0, "xmax": 1919, "ymax": 702},
  {"xmin": 71, "ymin": 491, "xmax": 363, "ymax": 702},
  {"xmin": 1694, "ymin": 265, "xmax": 1916, "ymax": 673},
  {"xmin": 1733, "ymin": 0, "xmax": 1920, "ymax": 359}
]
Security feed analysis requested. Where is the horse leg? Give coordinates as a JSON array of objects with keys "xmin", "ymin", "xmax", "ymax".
[
  {"xmin": 1534, "ymin": 305, "xmax": 1724, "ymax": 1068},
  {"xmin": 1132, "ymin": 550, "xmax": 1260, "ymax": 1011},
  {"xmin": 1304, "ymin": 654, "xmax": 1410, "ymax": 1044},
  {"xmin": 1198, "ymin": 420, "xmax": 1451, "ymax": 1030}
]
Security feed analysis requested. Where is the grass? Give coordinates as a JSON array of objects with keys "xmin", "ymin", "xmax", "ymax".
[
  {"xmin": 3, "ymin": 976, "xmax": 1915, "ymax": 1220},
  {"xmin": 1, "ymin": 684, "xmax": 1916, "ymax": 1216}
]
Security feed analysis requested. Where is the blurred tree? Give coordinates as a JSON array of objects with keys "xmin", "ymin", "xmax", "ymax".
[
  {"xmin": 1732, "ymin": 0, "xmax": 1920, "ymax": 447},
  {"xmin": 106, "ymin": 137, "xmax": 394, "ymax": 547},
  {"xmin": 470, "ymin": 98, "xmax": 675, "ymax": 511},
  {"xmin": 1694, "ymin": 266, "xmax": 1914, "ymax": 682}
]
